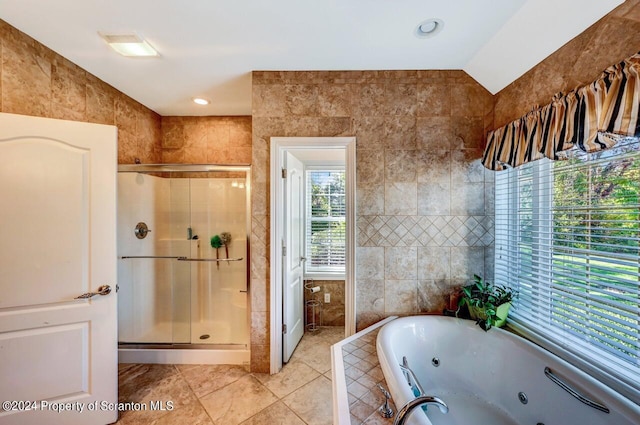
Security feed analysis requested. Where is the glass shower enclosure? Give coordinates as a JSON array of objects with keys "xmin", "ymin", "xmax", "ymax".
[{"xmin": 117, "ymin": 165, "xmax": 250, "ymax": 349}]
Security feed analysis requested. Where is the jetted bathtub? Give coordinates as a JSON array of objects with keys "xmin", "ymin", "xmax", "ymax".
[{"xmin": 376, "ymin": 316, "xmax": 640, "ymax": 425}]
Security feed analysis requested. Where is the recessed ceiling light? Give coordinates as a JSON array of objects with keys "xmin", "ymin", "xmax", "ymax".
[
  {"xmin": 192, "ymin": 97, "xmax": 211, "ymax": 105},
  {"xmin": 415, "ymin": 18, "xmax": 444, "ymax": 38},
  {"xmin": 99, "ymin": 32, "xmax": 159, "ymax": 57}
]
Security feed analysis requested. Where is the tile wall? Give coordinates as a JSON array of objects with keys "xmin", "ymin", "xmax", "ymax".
[
  {"xmin": 304, "ymin": 280, "xmax": 346, "ymax": 327},
  {"xmin": 0, "ymin": 19, "xmax": 162, "ymax": 164},
  {"xmin": 251, "ymin": 70, "xmax": 495, "ymax": 371},
  {"xmin": 161, "ymin": 116, "xmax": 252, "ymax": 164}
]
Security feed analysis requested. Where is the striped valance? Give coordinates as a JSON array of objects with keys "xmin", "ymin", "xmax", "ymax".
[{"xmin": 483, "ymin": 52, "xmax": 640, "ymax": 171}]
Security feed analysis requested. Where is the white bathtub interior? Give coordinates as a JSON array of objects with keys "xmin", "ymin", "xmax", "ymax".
[
  {"xmin": 117, "ymin": 167, "xmax": 250, "ymax": 364},
  {"xmin": 376, "ymin": 316, "xmax": 640, "ymax": 425}
]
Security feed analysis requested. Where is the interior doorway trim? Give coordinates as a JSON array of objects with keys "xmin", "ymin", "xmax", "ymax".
[{"xmin": 270, "ymin": 136, "xmax": 356, "ymax": 374}]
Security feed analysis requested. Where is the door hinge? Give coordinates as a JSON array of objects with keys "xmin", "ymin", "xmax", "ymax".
[
  {"xmin": 116, "ymin": 284, "xmax": 120, "ymax": 293},
  {"xmin": 282, "ymin": 168, "xmax": 287, "ymax": 178},
  {"xmin": 283, "ymin": 324, "xmax": 287, "ymax": 334},
  {"xmin": 282, "ymin": 245, "xmax": 286, "ymax": 256}
]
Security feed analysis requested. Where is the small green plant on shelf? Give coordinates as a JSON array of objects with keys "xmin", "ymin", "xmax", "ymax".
[{"xmin": 458, "ymin": 274, "xmax": 516, "ymax": 331}]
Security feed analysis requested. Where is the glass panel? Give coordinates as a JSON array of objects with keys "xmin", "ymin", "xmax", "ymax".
[{"xmin": 117, "ymin": 167, "xmax": 249, "ymax": 346}]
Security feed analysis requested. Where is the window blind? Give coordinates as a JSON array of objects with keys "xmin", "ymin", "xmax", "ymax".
[
  {"xmin": 495, "ymin": 137, "xmax": 640, "ymax": 395},
  {"xmin": 306, "ymin": 170, "xmax": 346, "ymax": 274}
]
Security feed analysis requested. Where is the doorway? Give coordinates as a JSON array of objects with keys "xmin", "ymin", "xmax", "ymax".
[{"xmin": 270, "ymin": 137, "xmax": 356, "ymax": 373}]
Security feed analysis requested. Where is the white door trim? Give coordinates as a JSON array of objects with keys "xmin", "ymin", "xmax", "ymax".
[{"xmin": 269, "ymin": 137, "xmax": 356, "ymax": 374}]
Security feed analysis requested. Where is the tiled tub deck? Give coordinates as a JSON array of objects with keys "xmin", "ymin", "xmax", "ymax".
[{"xmin": 332, "ymin": 317, "xmax": 397, "ymax": 425}]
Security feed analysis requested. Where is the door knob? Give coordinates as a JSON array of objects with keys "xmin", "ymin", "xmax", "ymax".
[{"xmin": 75, "ymin": 285, "xmax": 112, "ymax": 299}]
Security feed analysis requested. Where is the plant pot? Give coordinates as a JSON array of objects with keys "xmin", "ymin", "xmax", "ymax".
[{"xmin": 468, "ymin": 302, "xmax": 511, "ymax": 328}]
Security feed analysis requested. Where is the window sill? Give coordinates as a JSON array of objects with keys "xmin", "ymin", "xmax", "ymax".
[{"xmin": 304, "ymin": 273, "xmax": 345, "ymax": 281}]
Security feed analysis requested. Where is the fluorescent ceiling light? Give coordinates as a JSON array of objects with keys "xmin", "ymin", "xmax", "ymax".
[{"xmin": 99, "ymin": 32, "xmax": 159, "ymax": 57}]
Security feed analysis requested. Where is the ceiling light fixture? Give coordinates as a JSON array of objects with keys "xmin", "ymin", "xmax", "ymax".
[
  {"xmin": 99, "ymin": 32, "xmax": 159, "ymax": 57},
  {"xmin": 192, "ymin": 97, "xmax": 211, "ymax": 105},
  {"xmin": 415, "ymin": 18, "xmax": 444, "ymax": 38}
]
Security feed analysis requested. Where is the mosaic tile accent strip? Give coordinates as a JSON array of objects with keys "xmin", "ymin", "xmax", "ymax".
[{"xmin": 357, "ymin": 215, "xmax": 494, "ymax": 247}]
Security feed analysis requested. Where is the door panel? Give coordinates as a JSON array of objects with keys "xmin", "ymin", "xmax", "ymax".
[
  {"xmin": 0, "ymin": 140, "xmax": 89, "ymax": 308},
  {"xmin": 283, "ymin": 152, "xmax": 305, "ymax": 362},
  {"xmin": 1, "ymin": 323, "xmax": 88, "ymax": 400},
  {"xmin": 0, "ymin": 113, "xmax": 117, "ymax": 425}
]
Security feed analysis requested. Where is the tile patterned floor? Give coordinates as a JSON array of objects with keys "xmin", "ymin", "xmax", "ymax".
[{"xmin": 115, "ymin": 327, "xmax": 344, "ymax": 425}]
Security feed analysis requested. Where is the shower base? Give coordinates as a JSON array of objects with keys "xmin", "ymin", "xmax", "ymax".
[
  {"xmin": 118, "ymin": 320, "xmax": 249, "ymax": 365},
  {"xmin": 118, "ymin": 344, "xmax": 249, "ymax": 365}
]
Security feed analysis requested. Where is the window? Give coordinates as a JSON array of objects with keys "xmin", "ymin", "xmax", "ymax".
[
  {"xmin": 305, "ymin": 170, "xmax": 345, "ymax": 276},
  {"xmin": 495, "ymin": 138, "xmax": 640, "ymax": 396}
]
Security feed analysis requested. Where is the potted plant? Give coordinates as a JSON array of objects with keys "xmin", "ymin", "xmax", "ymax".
[{"xmin": 458, "ymin": 274, "xmax": 515, "ymax": 331}]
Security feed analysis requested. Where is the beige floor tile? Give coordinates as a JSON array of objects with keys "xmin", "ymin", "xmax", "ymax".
[
  {"xmin": 200, "ymin": 375, "xmax": 278, "ymax": 425},
  {"xmin": 150, "ymin": 401, "xmax": 213, "ymax": 425},
  {"xmin": 239, "ymin": 401, "xmax": 305, "ymax": 425},
  {"xmin": 282, "ymin": 376, "xmax": 333, "ymax": 425},
  {"xmin": 291, "ymin": 341, "xmax": 333, "ymax": 374},
  {"xmin": 119, "ymin": 364, "xmax": 179, "ymax": 400},
  {"xmin": 254, "ymin": 359, "xmax": 320, "ymax": 398},
  {"xmin": 180, "ymin": 364, "xmax": 248, "ymax": 397},
  {"xmin": 118, "ymin": 372, "xmax": 198, "ymax": 423}
]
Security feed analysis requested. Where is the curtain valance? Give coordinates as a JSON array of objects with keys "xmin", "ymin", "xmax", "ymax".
[{"xmin": 482, "ymin": 52, "xmax": 640, "ymax": 171}]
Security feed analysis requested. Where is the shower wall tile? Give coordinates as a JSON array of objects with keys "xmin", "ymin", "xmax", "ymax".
[
  {"xmin": 252, "ymin": 69, "xmax": 496, "ymax": 365},
  {"xmin": 0, "ymin": 19, "xmax": 162, "ymax": 164}
]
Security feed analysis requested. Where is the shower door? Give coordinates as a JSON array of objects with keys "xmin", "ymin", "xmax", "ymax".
[{"xmin": 117, "ymin": 166, "xmax": 250, "ymax": 347}]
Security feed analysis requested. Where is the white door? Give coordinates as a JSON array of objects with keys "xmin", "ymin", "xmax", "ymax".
[
  {"xmin": 0, "ymin": 113, "xmax": 118, "ymax": 425},
  {"xmin": 282, "ymin": 152, "xmax": 305, "ymax": 362}
]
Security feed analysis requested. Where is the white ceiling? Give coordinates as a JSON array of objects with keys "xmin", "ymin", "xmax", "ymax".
[{"xmin": 0, "ymin": 0, "xmax": 622, "ymax": 116}]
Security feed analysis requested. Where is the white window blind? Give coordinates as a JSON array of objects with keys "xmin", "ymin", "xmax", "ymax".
[
  {"xmin": 495, "ymin": 137, "xmax": 640, "ymax": 396},
  {"xmin": 306, "ymin": 170, "xmax": 346, "ymax": 275}
]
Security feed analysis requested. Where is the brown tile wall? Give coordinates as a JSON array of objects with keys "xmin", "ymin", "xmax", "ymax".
[
  {"xmin": 161, "ymin": 116, "xmax": 252, "ymax": 164},
  {"xmin": 251, "ymin": 70, "xmax": 495, "ymax": 371},
  {"xmin": 0, "ymin": 19, "xmax": 162, "ymax": 163},
  {"xmin": 494, "ymin": 0, "xmax": 640, "ymax": 128},
  {"xmin": 304, "ymin": 280, "xmax": 346, "ymax": 327}
]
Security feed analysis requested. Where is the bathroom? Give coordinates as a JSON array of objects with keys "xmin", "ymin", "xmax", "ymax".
[{"xmin": 1, "ymin": 0, "xmax": 639, "ymax": 424}]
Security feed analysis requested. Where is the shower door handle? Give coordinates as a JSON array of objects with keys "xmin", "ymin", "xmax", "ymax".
[{"xmin": 75, "ymin": 285, "xmax": 112, "ymax": 299}]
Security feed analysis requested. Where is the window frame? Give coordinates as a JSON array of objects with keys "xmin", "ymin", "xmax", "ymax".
[
  {"xmin": 304, "ymin": 166, "xmax": 346, "ymax": 280},
  {"xmin": 495, "ymin": 142, "xmax": 640, "ymax": 402}
]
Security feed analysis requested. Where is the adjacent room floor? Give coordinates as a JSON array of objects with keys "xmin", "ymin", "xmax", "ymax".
[{"xmin": 115, "ymin": 326, "xmax": 344, "ymax": 425}]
